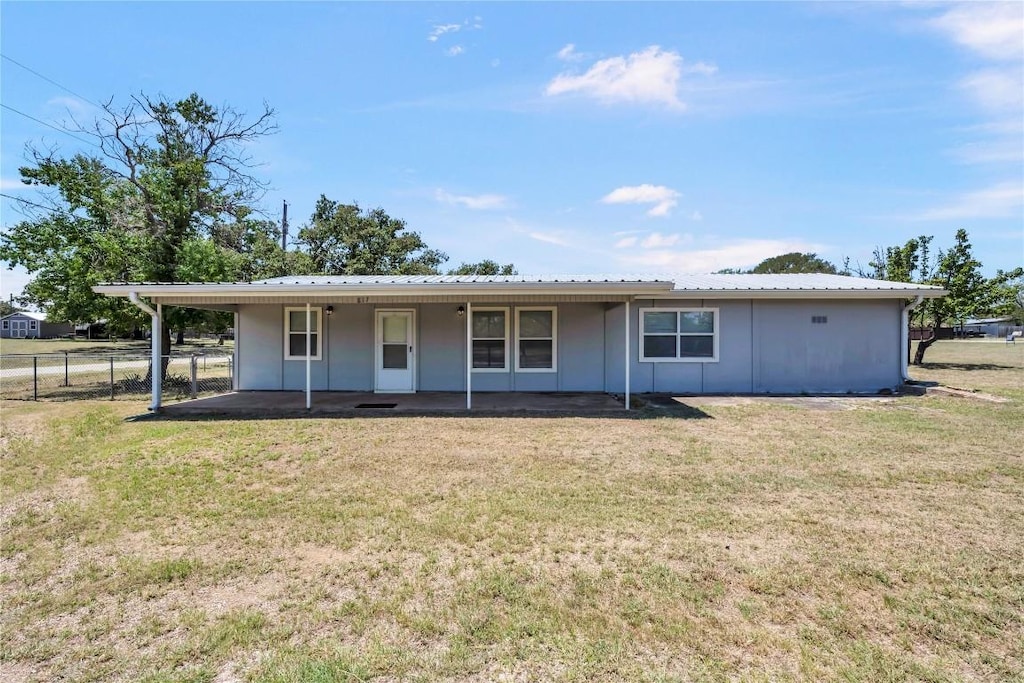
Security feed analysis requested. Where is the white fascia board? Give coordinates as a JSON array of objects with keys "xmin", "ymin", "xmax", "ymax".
[
  {"xmin": 93, "ymin": 280, "xmax": 675, "ymax": 299},
  {"xmin": 648, "ymin": 288, "xmax": 948, "ymax": 300}
]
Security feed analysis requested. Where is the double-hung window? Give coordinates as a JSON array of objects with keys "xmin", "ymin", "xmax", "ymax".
[
  {"xmin": 472, "ymin": 308, "xmax": 508, "ymax": 371},
  {"xmin": 29, "ymin": 320, "xmax": 38, "ymax": 330},
  {"xmin": 640, "ymin": 308, "xmax": 718, "ymax": 362},
  {"xmin": 284, "ymin": 307, "xmax": 322, "ymax": 360},
  {"xmin": 515, "ymin": 307, "xmax": 556, "ymax": 372}
]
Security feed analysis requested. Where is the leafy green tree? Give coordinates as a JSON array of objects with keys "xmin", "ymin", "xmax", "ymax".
[
  {"xmin": 910, "ymin": 229, "xmax": 1022, "ymax": 364},
  {"xmin": 750, "ymin": 252, "xmax": 838, "ymax": 274},
  {"xmin": 0, "ymin": 93, "xmax": 277, "ymax": 371},
  {"xmin": 297, "ymin": 196, "xmax": 447, "ymax": 275},
  {"xmin": 448, "ymin": 260, "xmax": 517, "ymax": 276},
  {"xmin": 0, "ymin": 300, "xmax": 22, "ymax": 317}
]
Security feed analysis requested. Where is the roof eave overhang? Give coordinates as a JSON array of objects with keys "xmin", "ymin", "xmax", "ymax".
[
  {"xmin": 93, "ymin": 281, "xmax": 677, "ymax": 300},
  {"xmin": 648, "ymin": 288, "xmax": 948, "ymax": 299}
]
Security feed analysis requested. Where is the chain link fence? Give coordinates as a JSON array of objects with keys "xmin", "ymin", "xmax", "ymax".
[{"xmin": 0, "ymin": 352, "xmax": 233, "ymax": 402}]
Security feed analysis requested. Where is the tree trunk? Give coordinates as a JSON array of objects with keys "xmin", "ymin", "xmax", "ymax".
[
  {"xmin": 176, "ymin": 328, "xmax": 185, "ymax": 345},
  {"xmin": 912, "ymin": 330, "xmax": 937, "ymax": 365}
]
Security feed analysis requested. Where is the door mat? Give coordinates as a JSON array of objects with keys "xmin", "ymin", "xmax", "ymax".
[{"xmin": 354, "ymin": 403, "xmax": 398, "ymax": 409}]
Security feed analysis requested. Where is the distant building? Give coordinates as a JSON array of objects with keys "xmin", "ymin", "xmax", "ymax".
[
  {"xmin": 963, "ymin": 316, "xmax": 1020, "ymax": 338},
  {"xmin": 0, "ymin": 311, "xmax": 74, "ymax": 339}
]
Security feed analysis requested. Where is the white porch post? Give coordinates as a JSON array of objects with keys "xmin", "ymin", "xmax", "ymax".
[
  {"xmin": 232, "ymin": 311, "xmax": 239, "ymax": 391},
  {"xmin": 466, "ymin": 301, "xmax": 472, "ymax": 410},
  {"xmin": 305, "ymin": 303, "xmax": 311, "ymax": 410},
  {"xmin": 152, "ymin": 303, "xmax": 162, "ymax": 412},
  {"xmin": 624, "ymin": 299, "xmax": 630, "ymax": 411}
]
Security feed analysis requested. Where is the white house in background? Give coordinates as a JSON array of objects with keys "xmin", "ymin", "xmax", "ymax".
[
  {"xmin": 0, "ymin": 311, "xmax": 74, "ymax": 339},
  {"xmin": 94, "ymin": 274, "xmax": 946, "ymax": 411}
]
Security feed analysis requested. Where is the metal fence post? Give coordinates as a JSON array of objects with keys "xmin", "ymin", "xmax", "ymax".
[
  {"xmin": 110, "ymin": 357, "xmax": 115, "ymax": 400},
  {"xmin": 64, "ymin": 351, "xmax": 69, "ymax": 387},
  {"xmin": 190, "ymin": 355, "xmax": 198, "ymax": 399},
  {"xmin": 33, "ymin": 356, "xmax": 38, "ymax": 401}
]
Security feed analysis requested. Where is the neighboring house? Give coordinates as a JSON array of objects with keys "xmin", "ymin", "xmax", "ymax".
[
  {"xmin": 94, "ymin": 274, "xmax": 946, "ymax": 410},
  {"xmin": 963, "ymin": 316, "xmax": 1019, "ymax": 338},
  {"xmin": 0, "ymin": 311, "xmax": 74, "ymax": 339}
]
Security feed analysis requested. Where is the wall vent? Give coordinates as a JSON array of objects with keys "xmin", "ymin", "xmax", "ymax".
[{"xmin": 811, "ymin": 315, "xmax": 828, "ymax": 324}]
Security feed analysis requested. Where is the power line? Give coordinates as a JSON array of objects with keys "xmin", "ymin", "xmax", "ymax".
[
  {"xmin": 0, "ymin": 53, "xmax": 104, "ymax": 109},
  {"xmin": 0, "ymin": 103, "xmax": 97, "ymax": 146}
]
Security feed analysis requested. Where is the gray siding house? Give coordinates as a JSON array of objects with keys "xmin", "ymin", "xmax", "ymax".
[
  {"xmin": 0, "ymin": 311, "xmax": 74, "ymax": 339},
  {"xmin": 94, "ymin": 274, "xmax": 945, "ymax": 410}
]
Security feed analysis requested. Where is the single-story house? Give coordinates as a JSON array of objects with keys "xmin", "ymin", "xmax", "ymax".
[
  {"xmin": 963, "ymin": 316, "xmax": 1019, "ymax": 338},
  {"xmin": 94, "ymin": 274, "xmax": 946, "ymax": 411},
  {"xmin": 0, "ymin": 311, "xmax": 74, "ymax": 339}
]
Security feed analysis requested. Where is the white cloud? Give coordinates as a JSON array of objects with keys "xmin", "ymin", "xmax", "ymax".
[
  {"xmin": 616, "ymin": 238, "xmax": 823, "ymax": 274},
  {"xmin": 446, "ymin": 45, "xmax": 465, "ymax": 57},
  {"xmin": 545, "ymin": 45, "xmax": 714, "ymax": 110},
  {"xmin": 490, "ymin": 58, "xmax": 501, "ymax": 68},
  {"xmin": 906, "ymin": 181, "xmax": 1024, "ymax": 221},
  {"xmin": 434, "ymin": 188, "xmax": 510, "ymax": 210},
  {"xmin": 613, "ymin": 236, "xmax": 638, "ymax": 249},
  {"xmin": 951, "ymin": 137, "xmax": 1024, "ymax": 165},
  {"xmin": 428, "ymin": 23, "xmax": 461, "ymax": 42},
  {"xmin": 528, "ymin": 231, "xmax": 571, "ymax": 247},
  {"xmin": 959, "ymin": 67, "xmax": 1024, "ymax": 112},
  {"xmin": 690, "ymin": 210, "xmax": 703, "ymax": 221},
  {"xmin": 46, "ymin": 96, "xmax": 94, "ymax": 116},
  {"xmin": 640, "ymin": 232, "xmax": 682, "ymax": 248},
  {"xmin": 600, "ymin": 184, "xmax": 681, "ymax": 217},
  {"xmin": 928, "ymin": 3, "xmax": 1024, "ymax": 62},
  {"xmin": 0, "ymin": 177, "xmax": 31, "ymax": 191},
  {"xmin": 557, "ymin": 44, "xmax": 583, "ymax": 62}
]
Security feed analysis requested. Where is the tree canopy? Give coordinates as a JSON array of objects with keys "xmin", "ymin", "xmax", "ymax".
[
  {"xmin": 716, "ymin": 252, "xmax": 838, "ymax": 275},
  {"xmin": 448, "ymin": 260, "xmax": 517, "ymax": 276},
  {"xmin": 750, "ymin": 252, "xmax": 838, "ymax": 275},
  {"xmin": 869, "ymin": 229, "xmax": 1023, "ymax": 364},
  {"xmin": 296, "ymin": 196, "xmax": 447, "ymax": 276},
  {"xmin": 0, "ymin": 93, "xmax": 283, "ymax": 338}
]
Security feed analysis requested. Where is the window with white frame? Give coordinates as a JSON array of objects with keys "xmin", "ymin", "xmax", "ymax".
[
  {"xmin": 472, "ymin": 307, "xmax": 508, "ymax": 371},
  {"xmin": 516, "ymin": 307, "xmax": 556, "ymax": 372},
  {"xmin": 640, "ymin": 308, "xmax": 718, "ymax": 362},
  {"xmin": 1, "ymin": 320, "xmax": 8, "ymax": 329},
  {"xmin": 29, "ymin": 320, "xmax": 38, "ymax": 329},
  {"xmin": 284, "ymin": 307, "xmax": 322, "ymax": 360}
]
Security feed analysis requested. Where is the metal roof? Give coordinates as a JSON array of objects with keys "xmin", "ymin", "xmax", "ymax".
[
  {"xmin": 664, "ymin": 273, "xmax": 945, "ymax": 292},
  {"xmin": 252, "ymin": 275, "xmax": 668, "ymax": 285},
  {"xmin": 1, "ymin": 311, "xmax": 47, "ymax": 321},
  {"xmin": 93, "ymin": 273, "xmax": 947, "ymax": 301}
]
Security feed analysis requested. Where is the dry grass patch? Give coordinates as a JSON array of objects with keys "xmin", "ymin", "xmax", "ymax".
[{"xmin": 1, "ymin": 344, "xmax": 1022, "ymax": 682}]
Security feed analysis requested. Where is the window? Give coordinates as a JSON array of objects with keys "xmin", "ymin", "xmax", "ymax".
[
  {"xmin": 1, "ymin": 320, "xmax": 7, "ymax": 330},
  {"xmin": 472, "ymin": 307, "xmax": 508, "ymax": 371},
  {"xmin": 640, "ymin": 308, "xmax": 718, "ymax": 362},
  {"xmin": 284, "ymin": 307, "xmax": 322, "ymax": 360},
  {"xmin": 29, "ymin": 320, "xmax": 38, "ymax": 330},
  {"xmin": 516, "ymin": 307, "xmax": 557, "ymax": 372}
]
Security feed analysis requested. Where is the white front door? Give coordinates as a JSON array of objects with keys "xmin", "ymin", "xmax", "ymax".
[{"xmin": 375, "ymin": 310, "xmax": 415, "ymax": 392}]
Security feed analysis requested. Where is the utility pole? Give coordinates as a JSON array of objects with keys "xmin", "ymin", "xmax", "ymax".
[{"xmin": 281, "ymin": 200, "xmax": 289, "ymax": 251}]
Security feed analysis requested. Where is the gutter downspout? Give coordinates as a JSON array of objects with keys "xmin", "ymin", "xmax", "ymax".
[
  {"xmin": 129, "ymin": 292, "xmax": 162, "ymax": 411},
  {"xmin": 901, "ymin": 295, "xmax": 925, "ymax": 383}
]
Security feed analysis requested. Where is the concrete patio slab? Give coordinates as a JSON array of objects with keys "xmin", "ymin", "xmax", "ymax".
[{"xmin": 157, "ymin": 390, "xmax": 627, "ymax": 417}]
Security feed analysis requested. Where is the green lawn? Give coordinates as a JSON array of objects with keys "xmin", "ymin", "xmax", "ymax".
[{"xmin": 1, "ymin": 340, "xmax": 1021, "ymax": 682}]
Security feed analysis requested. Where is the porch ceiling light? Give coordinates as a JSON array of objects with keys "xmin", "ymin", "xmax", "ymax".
[
  {"xmin": 457, "ymin": 305, "xmax": 465, "ymax": 317},
  {"xmin": 326, "ymin": 305, "xmax": 334, "ymax": 316}
]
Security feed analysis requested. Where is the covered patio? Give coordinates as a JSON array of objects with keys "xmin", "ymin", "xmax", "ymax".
[{"xmin": 157, "ymin": 390, "xmax": 627, "ymax": 418}]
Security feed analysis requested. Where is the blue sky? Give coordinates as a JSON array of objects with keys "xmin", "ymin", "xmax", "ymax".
[{"xmin": 1, "ymin": 1, "xmax": 1021, "ymax": 301}]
